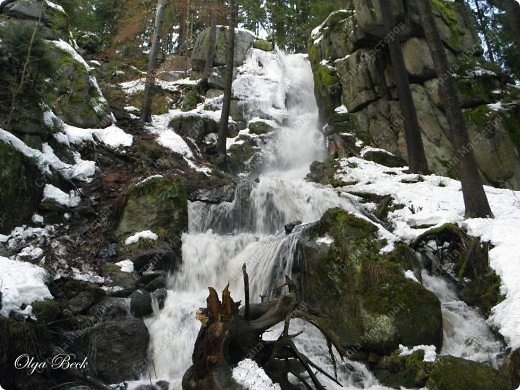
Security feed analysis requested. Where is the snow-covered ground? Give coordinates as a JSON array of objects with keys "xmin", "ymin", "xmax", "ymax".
[
  {"xmin": 336, "ymin": 157, "xmax": 520, "ymax": 350},
  {"xmin": 0, "ymin": 256, "xmax": 52, "ymax": 317}
]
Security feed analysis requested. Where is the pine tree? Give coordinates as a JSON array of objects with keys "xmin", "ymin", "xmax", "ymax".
[
  {"xmin": 417, "ymin": 0, "xmax": 493, "ymax": 218},
  {"xmin": 141, "ymin": 0, "xmax": 169, "ymax": 123},
  {"xmin": 379, "ymin": 0, "xmax": 429, "ymax": 174},
  {"xmin": 217, "ymin": 0, "xmax": 237, "ymax": 161}
]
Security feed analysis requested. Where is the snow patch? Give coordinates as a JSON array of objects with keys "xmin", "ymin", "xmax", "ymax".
[
  {"xmin": 43, "ymin": 184, "xmax": 81, "ymax": 208},
  {"xmin": 157, "ymin": 130, "xmax": 194, "ymax": 157},
  {"xmin": 125, "ymin": 230, "xmax": 159, "ymax": 246},
  {"xmin": 0, "ymin": 256, "xmax": 52, "ymax": 317},
  {"xmin": 232, "ymin": 359, "xmax": 281, "ymax": 390},
  {"xmin": 115, "ymin": 260, "xmax": 134, "ymax": 273}
]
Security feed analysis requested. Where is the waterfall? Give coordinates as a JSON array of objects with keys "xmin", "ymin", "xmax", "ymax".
[{"xmin": 145, "ymin": 50, "xmax": 385, "ymax": 389}]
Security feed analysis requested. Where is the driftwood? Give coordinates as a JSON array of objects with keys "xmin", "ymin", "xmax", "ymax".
[{"xmin": 182, "ymin": 265, "xmax": 345, "ymax": 389}]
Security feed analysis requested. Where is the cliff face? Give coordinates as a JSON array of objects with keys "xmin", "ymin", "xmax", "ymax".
[{"xmin": 309, "ymin": 0, "xmax": 520, "ymax": 189}]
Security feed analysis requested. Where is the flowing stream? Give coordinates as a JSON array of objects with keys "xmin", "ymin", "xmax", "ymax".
[
  {"xmin": 144, "ymin": 51, "xmax": 386, "ymax": 389},
  {"xmin": 143, "ymin": 50, "xmax": 503, "ymax": 390}
]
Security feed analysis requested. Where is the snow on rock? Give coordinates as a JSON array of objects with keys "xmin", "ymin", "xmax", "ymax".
[
  {"xmin": 93, "ymin": 125, "xmax": 133, "ymax": 148},
  {"xmin": 43, "ymin": 184, "xmax": 81, "ymax": 208},
  {"xmin": 316, "ymin": 235, "xmax": 334, "ymax": 245},
  {"xmin": 1, "ymin": 128, "xmax": 97, "ymax": 182},
  {"xmin": 125, "ymin": 230, "xmax": 159, "ymax": 246},
  {"xmin": 157, "ymin": 130, "xmax": 194, "ymax": 157},
  {"xmin": 59, "ymin": 122, "xmax": 133, "ymax": 149},
  {"xmin": 32, "ymin": 214, "xmax": 44, "ymax": 224},
  {"xmin": 50, "ymin": 39, "xmax": 91, "ymax": 71},
  {"xmin": 137, "ymin": 175, "xmax": 164, "ymax": 186},
  {"xmin": 0, "ymin": 128, "xmax": 51, "ymax": 174},
  {"xmin": 232, "ymin": 359, "xmax": 281, "ymax": 390},
  {"xmin": 42, "ymin": 143, "xmax": 96, "ymax": 181},
  {"xmin": 45, "ymin": 1, "xmax": 65, "ymax": 13},
  {"xmin": 404, "ymin": 270, "xmax": 419, "ymax": 283},
  {"xmin": 399, "ymin": 344, "xmax": 437, "ymax": 362},
  {"xmin": 336, "ymin": 156, "xmax": 520, "ymax": 349},
  {"xmin": 115, "ymin": 260, "xmax": 134, "ymax": 273},
  {"xmin": 0, "ymin": 256, "xmax": 52, "ymax": 317}
]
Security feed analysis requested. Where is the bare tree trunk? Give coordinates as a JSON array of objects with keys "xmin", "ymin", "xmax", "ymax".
[
  {"xmin": 141, "ymin": 0, "xmax": 168, "ymax": 123},
  {"xmin": 378, "ymin": 0, "xmax": 429, "ymax": 174},
  {"xmin": 203, "ymin": 0, "xmax": 218, "ymax": 80},
  {"xmin": 217, "ymin": 0, "xmax": 236, "ymax": 161},
  {"xmin": 473, "ymin": 0, "xmax": 496, "ymax": 62},
  {"xmin": 417, "ymin": 0, "xmax": 492, "ymax": 218}
]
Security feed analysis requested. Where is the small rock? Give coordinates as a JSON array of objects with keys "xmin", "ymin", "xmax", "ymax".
[
  {"xmin": 145, "ymin": 275, "xmax": 166, "ymax": 291},
  {"xmin": 153, "ymin": 288, "xmax": 168, "ymax": 310},
  {"xmin": 284, "ymin": 220, "xmax": 302, "ymax": 234},
  {"xmin": 96, "ymin": 243, "xmax": 118, "ymax": 261},
  {"xmin": 130, "ymin": 289, "xmax": 153, "ymax": 318}
]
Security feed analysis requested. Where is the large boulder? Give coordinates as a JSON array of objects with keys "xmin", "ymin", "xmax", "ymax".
[
  {"xmin": 191, "ymin": 26, "xmax": 257, "ymax": 70},
  {"xmin": 42, "ymin": 39, "xmax": 113, "ymax": 128},
  {"xmin": 115, "ymin": 176, "xmax": 188, "ymax": 251},
  {"xmin": 376, "ymin": 351, "xmax": 510, "ymax": 389},
  {"xmin": 3, "ymin": 0, "xmax": 69, "ymax": 40},
  {"xmin": 427, "ymin": 356, "xmax": 510, "ymax": 390},
  {"xmin": 294, "ymin": 208, "xmax": 443, "ymax": 355},
  {"xmin": 85, "ymin": 318, "xmax": 150, "ymax": 383}
]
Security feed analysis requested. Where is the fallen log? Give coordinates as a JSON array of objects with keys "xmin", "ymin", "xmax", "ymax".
[{"xmin": 182, "ymin": 266, "xmax": 345, "ymax": 389}]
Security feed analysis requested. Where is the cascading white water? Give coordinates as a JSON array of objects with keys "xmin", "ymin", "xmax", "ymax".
[
  {"xmin": 421, "ymin": 271, "xmax": 504, "ymax": 368},
  {"xmin": 145, "ymin": 49, "xmax": 386, "ymax": 390}
]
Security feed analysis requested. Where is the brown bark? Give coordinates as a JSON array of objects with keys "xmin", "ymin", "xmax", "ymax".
[
  {"xmin": 378, "ymin": 0, "xmax": 429, "ymax": 174},
  {"xmin": 417, "ymin": 0, "xmax": 493, "ymax": 218}
]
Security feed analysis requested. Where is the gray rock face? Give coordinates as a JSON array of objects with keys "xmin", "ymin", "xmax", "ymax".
[
  {"xmin": 310, "ymin": 0, "xmax": 520, "ymax": 189},
  {"xmin": 4, "ymin": 0, "xmax": 69, "ymax": 40},
  {"xmin": 191, "ymin": 27, "xmax": 257, "ymax": 70}
]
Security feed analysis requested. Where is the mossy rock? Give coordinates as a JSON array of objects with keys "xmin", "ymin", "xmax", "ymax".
[
  {"xmin": 114, "ymin": 176, "xmax": 188, "ymax": 249},
  {"xmin": 313, "ymin": 63, "xmax": 342, "ymax": 123},
  {"xmin": 5, "ymin": 0, "xmax": 70, "ymax": 40},
  {"xmin": 42, "ymin": 40, "xmax": 112, "ymax": 128},
  {"xmin": 376, "ymin": 350, "xmax": 431, "ymax": 388},
  {"xmin": 297, "ymin": 208, "xmax": 443, "ymax": 355},
  {"xmin": 306, "ymin": 157, "xmax": 342, "ymax": 187},
  {"xmin": 363, "ymin": 150, "xmax": 407, "ymax": 168},
  {"xmin": 253, "ymin": 39, "xmax": 274, "ymax": 51},
  {"xmin": 182, "ymin": 88, "xmax": 202, "ymax": 112},
  {"xmin": 428, "ymin": 356, "xmax": 510, "ymax": 390},
  {"xmin": 228, "ymin": 140, "xmax": 257, "ymax": 170},
  {"xmin": 248, "ymin": 120, "xmax": 275, "ymax": 135},
  {"xmin": 32, "ymin": 299, "xmax": 61, "ymax": 322},
  {"xmin": 0, "ymin": 141, "xmax": 44, "ymax": 233}
]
